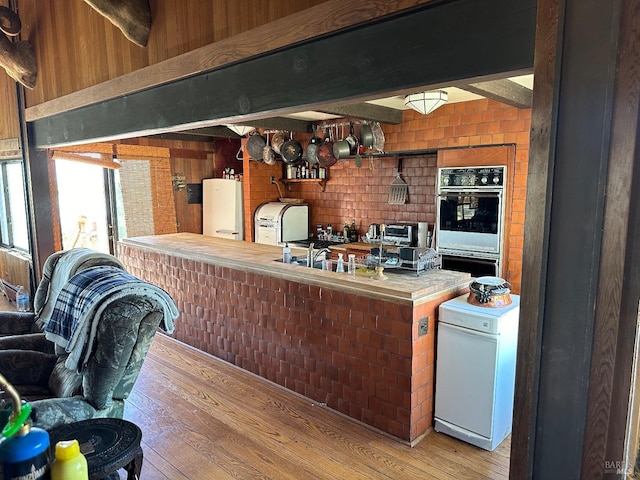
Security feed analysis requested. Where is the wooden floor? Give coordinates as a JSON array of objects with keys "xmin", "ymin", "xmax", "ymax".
[{"xmin": 123, "ymin": 333, "xmax": 511, "ymax": 480}]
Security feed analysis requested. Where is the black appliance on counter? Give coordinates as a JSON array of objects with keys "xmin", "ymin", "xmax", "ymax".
[{"xmin": 382, "ymin": 223, "xmax": 418, "ymax": 246}]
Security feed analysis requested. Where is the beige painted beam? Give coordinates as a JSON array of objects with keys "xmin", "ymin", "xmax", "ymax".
[{"xmin": 461, "ymin": 78, "xmax": 533, "ymax": 109}]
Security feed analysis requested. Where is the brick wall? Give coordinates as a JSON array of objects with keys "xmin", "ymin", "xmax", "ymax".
[
  {"xmin": 119, "ymin": 243, "xmax": 466, "ymax": 442},
  {"xmin": 243, "ymin": 99, "xmax": 530, "ymax": 293},
  {"xmin": 388, "ymin": 99, "xmax": 531, "ymax": 293}
]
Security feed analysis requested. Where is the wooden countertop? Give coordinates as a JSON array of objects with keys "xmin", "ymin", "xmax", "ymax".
[{"xmin": 120, "ymin": 233, "xmax": 470, "ymax": 305}]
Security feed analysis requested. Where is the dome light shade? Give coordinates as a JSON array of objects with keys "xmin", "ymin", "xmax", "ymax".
[
  {"xmin": 226, "ymin": 124, "xmax": 256, "ymax": 136},
  {"xmin": 404, "ymin": 91, "xmax": 448, "ymax": 115}
]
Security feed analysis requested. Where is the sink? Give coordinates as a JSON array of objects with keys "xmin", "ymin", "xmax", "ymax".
[{"xmin": 273, "ymin": 258, "xmax": 335, "ymax": 270}]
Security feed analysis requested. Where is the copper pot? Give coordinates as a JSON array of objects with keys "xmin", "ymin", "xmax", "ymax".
[{"xmin": 317, "ymin": 127, "xmax": 336, "ymax": 167}]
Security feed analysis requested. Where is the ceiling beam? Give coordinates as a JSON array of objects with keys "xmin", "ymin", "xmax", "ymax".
[
  {"xmin": 244, "ymin": 117, "xmax": 312, "ymax": 133},
  {"xmin": 316, "ymin": 103, "xmax": 404, "ymax": 124},
  {"xmin": 460, "ymin": 78, "xmax": 533, "ymax": 108},
  {"xmin": 30, "ymin": 0, "xmax": 536, "ymax": 148},
  {"xmin": 149, "ymin": 133, "xmax": 216, "ymax": 142}
]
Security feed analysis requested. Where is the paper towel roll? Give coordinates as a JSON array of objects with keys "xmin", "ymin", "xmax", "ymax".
[{"xmin": 418, "ymin": 222, "xmax": 428, "ymax": 248}]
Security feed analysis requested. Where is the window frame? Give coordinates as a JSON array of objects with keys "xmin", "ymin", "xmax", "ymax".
[{"xmin": 0, "ymin": 159, "xmax": 31, "ymax": 252}]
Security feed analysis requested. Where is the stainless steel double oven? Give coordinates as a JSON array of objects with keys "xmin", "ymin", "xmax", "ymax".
[{"xmin": 435, "ymin": 166, "xmax": 506, "ymax": 277}]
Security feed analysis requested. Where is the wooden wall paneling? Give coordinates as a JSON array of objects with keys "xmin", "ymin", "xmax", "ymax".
[
  {"xmin": 510, "ymin": 0, "xmax": 558, "ymax": 472},
  {"xmin": 514, "ymin": 0, "xmax": 634, "ymax": 477},
  {"xmin": 0, "ymin": 73, "xmax": 19, "ymax": 140},
  {"xmin": 169, "ymin": 155, "xmax": 213, "ymax": 233},
  {"xmin": 584, "ymin": 0, "xmax": 640, "ymax": 473},
  {"xmin": 0, "ymin": 0, "xmax": 20, "ymax": 141},
  {"xmin": 20, "ymin": 0, "xmax": 327, "ymax": 112}
]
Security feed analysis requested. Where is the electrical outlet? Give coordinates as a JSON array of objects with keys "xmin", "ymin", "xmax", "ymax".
[
  {"xmin": 418, "ymin": 317, "xmax": 429, "ymax": 337},
  {"xmin": 270, "ymin": 176, "xmax": 276, "ymax": 184}
]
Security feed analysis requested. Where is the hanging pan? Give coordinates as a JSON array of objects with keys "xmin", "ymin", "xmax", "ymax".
[
  {"xmin": 246, "ymin": 133, "xmax": 266, "ymax": 161},
  {"xmin": 305, "ymin": 125, "xmax": 321, "ymax": 164},
  {"xmin": 317, "ymin": 126, "xmax": 337, "ymax": 167},
  {"xmin": 359, "ymin": 123, "xmax": 374, "ymax": 149},
  {"xmin": 281, "ymin": 132, "xmax": 303, "ymax": 165}
]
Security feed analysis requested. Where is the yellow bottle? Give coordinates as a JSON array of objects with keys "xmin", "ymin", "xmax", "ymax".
[{"xmin": 50, "ymin": 439, "xmax": 88, "ymax": 480}]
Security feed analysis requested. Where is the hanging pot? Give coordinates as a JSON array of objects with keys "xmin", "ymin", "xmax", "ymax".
[
  {"xmin": 359, "ymin": 123, "xmax": 374, "ymax": 149},
  {"xmin": 333, "ymin": 138, "xmax": 351, "ymax": 160},
  {"xmin": 263, "ymin": 132, "xmax": 276, "ymax": 165},
  {"xmin": 317, "ymin": 126, "xmax": 337, "ymax": 167},
  {"xmin": 333, "ymin": 124, "xmax": 351, "ymax": 160},
  {"xmin": 346, "ymin": 122, "xmax": 358, "ymax": 154},
  {"xmin": 467, "ymin": 276, "xmax": 512, "ymax": 308},
  {"xmin": 246, "ymin": 133, "xmax": 266, "ymax": 161},
  {"xmin": 281, "ymin": 137, "xmax": 303, "ymax": 164}
]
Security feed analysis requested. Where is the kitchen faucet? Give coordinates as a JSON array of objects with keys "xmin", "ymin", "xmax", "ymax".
[{"xmin": 306, "ymin": 243, "xmax": 331, "ymax": 267}]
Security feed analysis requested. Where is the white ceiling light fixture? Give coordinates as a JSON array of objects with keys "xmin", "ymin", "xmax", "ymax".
[
  {"xmin": 225, "ymin": 124, "xmax": 256, "ymax": 137},
  {"xmin": 404, "ymin": 90, "xmax": 448, "ymax": 115}
]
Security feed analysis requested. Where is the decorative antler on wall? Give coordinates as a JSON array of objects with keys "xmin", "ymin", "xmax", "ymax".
[
  {"xmin": 0, "ymin": 6, "xmax": 36, "ymax": 89},
  {"xmin": 83, "ymin": 0, "xmax": 152, "ymax": 47}
]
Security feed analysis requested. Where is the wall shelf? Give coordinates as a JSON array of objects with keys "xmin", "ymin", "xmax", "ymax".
[{"xmin": 281, "ymin": 178, "xmax": 327, "ymax": 192}]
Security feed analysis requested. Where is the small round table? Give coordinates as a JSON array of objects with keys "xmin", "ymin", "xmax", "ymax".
[{"xmin": 48, "ymin": 418, "xmax": 143, "ymax": 480}]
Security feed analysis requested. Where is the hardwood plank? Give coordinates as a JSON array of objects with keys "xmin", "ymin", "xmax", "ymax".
[
  {"xmin": 139, "ymin": 351, "xmax": 406, "ymax": 479},
  {"xmin": 121, "ymin": 333, "xmax": 510, "ymax": 479}
]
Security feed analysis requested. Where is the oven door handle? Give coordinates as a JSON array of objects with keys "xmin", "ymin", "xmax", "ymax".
[{"xmin": 437, "ymin": 192, "xmax": 502, "ymax": 198}]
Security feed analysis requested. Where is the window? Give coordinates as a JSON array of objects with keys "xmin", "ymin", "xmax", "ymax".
[{"xmin": 0, "ymin": 160, "xmax": 30, "ymax": 251}]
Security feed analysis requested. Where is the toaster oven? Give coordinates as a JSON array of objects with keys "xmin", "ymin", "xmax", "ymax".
[{"xmin": 382, "ymin": 223, "xmax": 418, "ymax": 246}]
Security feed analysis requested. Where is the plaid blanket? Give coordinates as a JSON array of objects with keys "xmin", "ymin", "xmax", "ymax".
[
  {"xmin": 35, "ymin": 248, "xmax": 125, "ymax": 326},
  {"xmin": 44, "ymin": 265, "xmax": 178, "ymax": 371}
]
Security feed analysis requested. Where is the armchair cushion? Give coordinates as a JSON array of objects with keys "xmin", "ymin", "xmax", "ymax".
[
  {"xmin": 0, "ymin": 311, "xmax": 39, "ymax": 336},
  {"xmin": 29, "ymin": 397, "xmax": 119, "ymax": 429},
  {"xmin": 0, "ymin": 333, "xmax": 54, "ymax": 353},
  {"xmin": 48, "ymin": 356, "xmax": 82, "ymax": 398},
  {"xmin": 0, "ymin": 349, "xmax": 57, "ymax": 390}
]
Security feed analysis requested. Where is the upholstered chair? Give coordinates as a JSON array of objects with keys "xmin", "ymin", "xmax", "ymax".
[
  {"xmin": 0, "ymin": 248, "xmax": 125, "ymax": 352},
  {"xmin": 0, "ymin": 294, "xmax": 169, "ymax": 430}
]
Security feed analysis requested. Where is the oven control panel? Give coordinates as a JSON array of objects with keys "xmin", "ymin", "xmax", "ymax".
[{"xmin": 439, "ymin": 166, "xmax": 505, "ymax": 189}]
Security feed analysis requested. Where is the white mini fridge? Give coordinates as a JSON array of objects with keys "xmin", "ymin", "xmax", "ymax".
[
  {"xmin": 434, "ymin": 293, "xmax": 520, "ymax": 451},
  {"xmin": 202, "ymin": 178, "xmax": 244, "ymax": 240}
]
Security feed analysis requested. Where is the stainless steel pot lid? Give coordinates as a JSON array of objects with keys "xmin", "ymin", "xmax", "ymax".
[
  {"xmin": 469, "ymin": 276, "xmax": 511, "ymax": 305},
  {"xmin": 470, "ymin": 276, "xmax": 511, "ymax": 294}
]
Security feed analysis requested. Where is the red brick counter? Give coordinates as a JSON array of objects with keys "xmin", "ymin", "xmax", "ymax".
[{"xmin": 119, "ymin": 233, "xmax": 469, "ymax": 444}]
